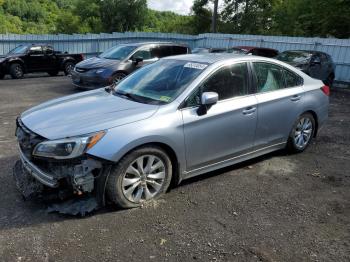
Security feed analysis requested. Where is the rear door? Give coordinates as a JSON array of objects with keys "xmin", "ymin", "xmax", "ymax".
[
  {"xmin": 42, "ymin": 46, "xmax": 58, "ymax": 71},
  {"xmin": 181, "ymin": 62, "xmax": 258, "ymax": 171},
  {"xmin": 130, "ymin": 45, "xmax": 158, "ymax": 70},
  {"xmin": 252, "ymin": 62, "xmax": 304, "ymax": 149}
]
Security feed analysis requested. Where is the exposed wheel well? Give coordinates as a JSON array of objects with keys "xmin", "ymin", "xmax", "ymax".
[
  {"xmin": 303, "ymin": 110, "xmax": 319, "ymax": 137},
  {"xmin": 9, "ymin": 61, "xmax": 26, "ymax": 73}
]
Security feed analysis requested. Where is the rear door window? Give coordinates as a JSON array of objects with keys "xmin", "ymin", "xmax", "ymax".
[
  {"xmin": 283, "ymin": 69, "xmax": 303, "ymax": 88},
  {"xmin": 155, "ymin": 45, "xmax": 173, "ymax": 58},
  {"xmin": 29, "ymin": 46, "xmax": 43, "ymax": 55},
  {"xmin": 252, "ymin": 62, "xmax": 285, "ymax": 93}
]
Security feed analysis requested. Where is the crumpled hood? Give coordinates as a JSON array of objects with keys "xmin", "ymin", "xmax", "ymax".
[
  {"xmin": 76, "ymin": 57, "xmax": 121, "ymax": 69},
  {"xmin": 21, "ymin": 89, "xmax": 159, "ymax": 140}
]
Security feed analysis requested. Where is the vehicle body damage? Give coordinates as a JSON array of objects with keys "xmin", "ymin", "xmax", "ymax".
[
  {"xmin": 13, "ymin": 118, "xmax": 112, "ymax": 215},
  {"xmin": 13, "ymin": 54, "xmax": 329, "ymax": 215}
]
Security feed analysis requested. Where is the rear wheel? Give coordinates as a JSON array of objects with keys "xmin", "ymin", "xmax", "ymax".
[
  {"xmin": 63, "ymin": 62, "xmax": 74, "ymax": 76},
  {"xmin": 287, "ymin": 113, "xmax": 315, "ymax": 153},
  {"xmin": 10, "ymin": 63, "xmax": 24, "ymax": 79},
  {"xmin": 106, "ymin": 146, "xmax": 172, "ymax": 209}
]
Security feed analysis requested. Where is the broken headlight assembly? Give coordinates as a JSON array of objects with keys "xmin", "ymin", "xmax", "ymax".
[{"xmin": 33, "ymin": 131, "xmax": 106, "ymax": 160}]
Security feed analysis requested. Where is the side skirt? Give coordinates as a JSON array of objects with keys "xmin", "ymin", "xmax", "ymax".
[{"xmin": 182, "ymin": 142, "xmax": 286, "ymax": 180}]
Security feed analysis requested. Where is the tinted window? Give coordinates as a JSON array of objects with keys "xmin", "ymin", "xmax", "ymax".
[
  {"xmin": 185, "ymin": 63, "xmax": 249, "ymax": 107},
  {"xmin": 173, "ymin": 46, "xmax": 188, "ymax": 55},
  {"xmin": 132, "ymin": 47, "xmax": 154, "ymax": 60},
  {"xmin": 253, "ymin": 62, "xmax": 285, "ymax": 93},
  {"xmin": 283, "ymin": 69, "xmax": 303, "ymax": 88},
  {"xmin": 155, "ymin": 45, "xmax": 173, "ymax": 58},
  {"xmin": 29, "ymin": 46, "xmax": 43, "ymax": 55}
]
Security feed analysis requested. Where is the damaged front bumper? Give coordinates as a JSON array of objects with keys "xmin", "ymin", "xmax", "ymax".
[{"xmin": 13, "ymin": 119, "xmax": 112, "ymax": 215}]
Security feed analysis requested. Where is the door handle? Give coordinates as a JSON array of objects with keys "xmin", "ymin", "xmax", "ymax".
[
  {"xmin": 242, "ymin": 107, "xmax": 256, "ymax": 115},
  {"xmin": 290, "ymin": 95, "xmax": 301, "ymax": 102}
]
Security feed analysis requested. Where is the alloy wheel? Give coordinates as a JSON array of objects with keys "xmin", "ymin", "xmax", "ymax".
[
  {"xmin": 122, "ymin": 155, "xmax": 166, "ymax": 203},
  {"xmin": 294, "ymin": 117, "xmax": 313, "ymax": 149}
]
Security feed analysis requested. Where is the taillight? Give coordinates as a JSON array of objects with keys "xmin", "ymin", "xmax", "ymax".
[
  {"xmin": 321, "ymin": 85, "xmax": 330, "ymax": 96},
  {"xmin": 80, "ymin": 54, "xmax": 85, "ymax": 60}
]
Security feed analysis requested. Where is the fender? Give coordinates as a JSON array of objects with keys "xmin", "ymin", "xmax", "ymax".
[
  {"xmin": 59, "ymin": 57, "xmax": 76, "ymax": 69},
  {"xmin": 5, "ymin": 57, "xmax": 27, "ymax": 73}
]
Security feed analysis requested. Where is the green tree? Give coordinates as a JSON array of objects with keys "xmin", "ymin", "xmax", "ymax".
[{"xmin": 100, "ymin": 0, "xmax": 147, "ymax": 32}]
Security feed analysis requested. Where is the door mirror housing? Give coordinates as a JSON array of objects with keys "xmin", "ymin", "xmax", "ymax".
[
  {"xmin": 132, "ymin": 56, "xmax": 143, "ymax": 65},
  {"xmin": 197, "ymin": 92, "xmax": 218, "ymax": 115}
]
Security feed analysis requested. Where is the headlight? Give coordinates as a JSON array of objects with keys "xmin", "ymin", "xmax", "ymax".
[
  {"xmin": 33, "ymin": 131, "xmax": 106, "ymax": 159},
  {"xmin": 95, "ymin": 68, "xmax": 106, "ymax": 74}
]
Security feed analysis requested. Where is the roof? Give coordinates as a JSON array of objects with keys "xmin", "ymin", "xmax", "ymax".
[
  {"xmin": 235, "ymin": 46, "xmax": 278, "ymax": 52},
  {"xmin": 119, "ymin": 42, "xmax": 187, "ymax": 47},
  {"xmin": 281, "ymin": 50, "xmax": 330, "ymax": 55},
  {"xmin": 163, "ymin": 53, "xmax": 251, "ymax": 64}
]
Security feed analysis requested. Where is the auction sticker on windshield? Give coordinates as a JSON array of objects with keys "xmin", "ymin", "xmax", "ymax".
[{"xmin": 184, "ymin": 62, "xmax": 208, "ymax": 70}]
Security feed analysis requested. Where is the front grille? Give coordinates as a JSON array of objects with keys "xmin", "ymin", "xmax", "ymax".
[
  {"xmin": 16, "ymin": 118, "xmax": 45, "ymax": 160},
  {"xmin": 75, "ymin": 67, "xmax": 89, "ymax": 73}
]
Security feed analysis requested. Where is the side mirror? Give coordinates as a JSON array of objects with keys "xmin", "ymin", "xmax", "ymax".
[
  {"xmin": 132, "ymin": 56, "xmax": 143, "ymax": 65},
  {"xmin": 197, "ymin": 92, "xmax": 218, "ymax": 115}
]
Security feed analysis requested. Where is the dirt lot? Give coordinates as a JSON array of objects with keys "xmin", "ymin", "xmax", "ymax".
[{"xmin": 0, "ymin": 75, "xmax": 349, "ymax": 262}]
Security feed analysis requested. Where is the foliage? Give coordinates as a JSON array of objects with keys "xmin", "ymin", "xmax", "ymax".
[{"xmin": 0, "ymin": 0, "xmax": 348, "ymax": 38}]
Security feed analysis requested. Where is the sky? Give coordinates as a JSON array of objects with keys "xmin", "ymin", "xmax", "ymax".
[{"xmin": 147, "ymin": 0, "xmax": 195, "ymax": 15}]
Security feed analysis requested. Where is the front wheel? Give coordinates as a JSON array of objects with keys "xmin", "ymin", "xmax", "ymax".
[
  {"xmin": 106, "ymin": 146, "xmax": 172, "ymax": 209},
  {"xmin": 63, "ymin": 62, "xmax": 75, "ymax": 76},
  {"xmin": 10, "ymin": 63, "xmax": 24, "ymax": 79},
  {"xmin": 287, "ymin": 113, "xmax": 315, "ymax": 153},
  {"xmin": 112, "ymin": 72, "xmax": 127, "ymax": 85}
]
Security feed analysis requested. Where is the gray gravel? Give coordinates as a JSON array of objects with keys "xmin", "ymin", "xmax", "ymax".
[{"xmin": 0, "ymin": 75, "xmax": 349, "ymax": 262}]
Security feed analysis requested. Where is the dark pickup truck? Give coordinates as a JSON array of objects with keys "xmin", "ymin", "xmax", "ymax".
[{"xmin": 0, "ymin": 44, "xmax": 84, "ymax": 79}]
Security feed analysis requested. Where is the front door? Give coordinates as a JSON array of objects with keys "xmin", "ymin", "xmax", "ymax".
[
  {"xmin": 26, "ymin": 46, "xmax": 45, "ymax": 72},
  {"xmin": 181, "ymin": 62, "xmax": 257, "ymax": 171}
]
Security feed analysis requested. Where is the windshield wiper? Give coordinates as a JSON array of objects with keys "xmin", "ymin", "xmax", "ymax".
[{"xmin": 113, "ymin": 90, "xmax": 140, "ymax": 102}]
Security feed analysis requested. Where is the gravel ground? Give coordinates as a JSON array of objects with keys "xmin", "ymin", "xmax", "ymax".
[{"xmin": 0, "ymin": 75, "xmax": 349, "ymax": 262}]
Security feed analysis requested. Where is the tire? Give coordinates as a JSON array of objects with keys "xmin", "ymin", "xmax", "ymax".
[
  {"xmin": 10, "ymin": 63, "xmax": 24, "ymax": 79},
  {"xmin": 63, "ymin": 62, "xmax": 75, "ymax": 76},
  {"xmin": 112, "ymin": 72, "xmax": 127, "ymax": 85},
  {"xmin": 48, "ymin": 70, "xmax": 59, "ymax": 76},
  {"xmin": 287, "ymin": 113, "xmax": 316, "ymax": 153},
  {"xmin": 106, "ymin": 146, "xmax": 173, "ymax": 209}
]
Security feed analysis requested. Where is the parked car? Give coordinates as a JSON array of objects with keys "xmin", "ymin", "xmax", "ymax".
[
  {"xmin": 0, "ymin": 44, "xmax": 84, "ymax": 79},
  {"xmin": 192, "ymin": 47, "xmax": 245, "ymax": 54},
  {"xmin": 233, "ymin": 46, "xmax": 279, "ymax": 57},
  {"xmin": 275, "ymin": 50, "xmax": 336, "ymax": 87},
  {"xmin": 71, "ymin": 42, "xmax": 190, "ymax": 89},
  {"xmin": 14, "ymin": 54, "xmax": 329, "ymax": 213}
]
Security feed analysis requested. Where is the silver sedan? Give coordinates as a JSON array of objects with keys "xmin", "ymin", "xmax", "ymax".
[{"xmin": 15, "ymin": 54, "xmax": 329, "ymax": 210}]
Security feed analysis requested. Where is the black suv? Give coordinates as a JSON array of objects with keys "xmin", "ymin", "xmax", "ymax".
[
  {"xmin": 71, "ymin": 42, "xmax": 190, "ymax": 89},
  {"xmin": 276, "ymin": 50, "xmax": 336, "ymax": 86}
]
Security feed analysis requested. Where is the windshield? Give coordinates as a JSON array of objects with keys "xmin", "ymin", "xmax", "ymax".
[
  {"xmin": 114, "ymin": 59, "xmax": 208, "ymax": 105},
  {"xmin": 276, "ymin": 51, "xmax": 312, "ymax": 64},
  {"xmin": 8, "ymin": 45, "xmax": 29, "ymax": 55},
  {"xmin": 99, "ymin": 45, "xmax": 137, "ymax": 60}
]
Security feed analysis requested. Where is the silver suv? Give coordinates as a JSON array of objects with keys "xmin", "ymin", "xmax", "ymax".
[{"xmin": 14, "ymin": 54, "xmax": 329, "ymax": 212}]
